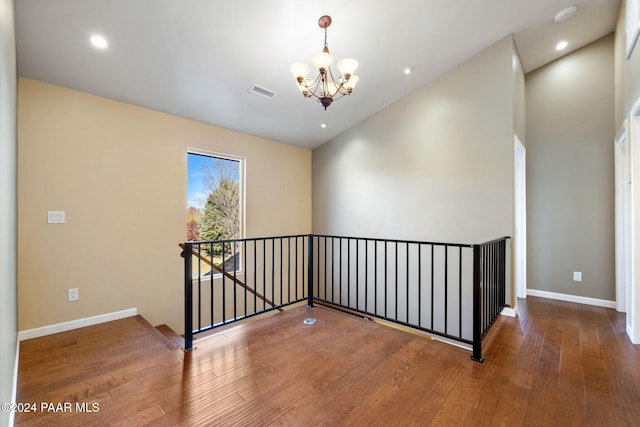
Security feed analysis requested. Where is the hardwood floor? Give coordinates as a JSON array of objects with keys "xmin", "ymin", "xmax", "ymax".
[{"xmin": 15, "ymin": 297, "xmax": 640, "ymax": 426}]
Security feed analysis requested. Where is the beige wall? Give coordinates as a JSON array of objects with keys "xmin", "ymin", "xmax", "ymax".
[
  {"xmin": 526, "ymin": 34, "xmax": 615, "ymax": 301},
  {"xmin": 18, "ymin": 78, "xmax": 311, "ymax": 334},
  {"xmin": 0, "ymin": 0, "xmax": 17, "ymax": 424},
  {"xmin": 312, "ymin": 36, "xmax": 517, "ymax": 245}
]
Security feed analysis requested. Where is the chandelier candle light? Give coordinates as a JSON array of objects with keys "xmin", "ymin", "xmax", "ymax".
[{"xmin": 290, "ymin": 15, "xmax": 359, "ymax": 110}]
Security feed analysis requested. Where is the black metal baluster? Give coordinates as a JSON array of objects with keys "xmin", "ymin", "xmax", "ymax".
[
  {"xmin": 418, "ymin": 244, "xmax": 422, "ymax": 328},
  {"xmin": 395, "ymin": 241, "xmax": 398, "ymax": 321},
  {"xmin": 339, "ymin": 237, "xmax": 343, "ymax": 305},
  {"xmin": 209, "ymin": 243, "xmax": 214, "ymax": 327},
  {"xmin": 243, "ymin": 240, "xmax": 247, "ymax": 317},
  {"xmin": 430, "ymin": 244, "xmax": 434, "ymax": 330},
  {"xmin": 324, "ymin": 236, "xmax": 327, "ymax": 300},
  {"xmin": 222, "ymin": 242, "xmax": 226, "ymax": 324},
  {"xmin": 406, "ymin": 242, "xmax": 409, "ymax": 323},
  {"xmin": 374, "ymin": 240, "xmax": 378, "ymax": 315},
  {"xmin": 263, "ymin": 239, "xmax": 266, "ymax": 311},
  {"xmin": 278, "ymin": 238, "xmax": 282, "ymax": 305},
  {"xmin": 348, "ymin": 238, "xmax": 351, "ymax": 309},
  {"xmin": 254, "ymin": 240, "xmax": 257, "ymax": 314},
  {"xmin": 365, "ymin": 240, "xmax": 369, "ymax": 313},
  {"xmin": 494, "ymin": 243, "xmax": 498, "ymax": 318},
  {"xmin": 356, "ymin": 239, "xmax": 359, "ymax": 311},
  {"xmin": 482, "ymin": 244, "xmax": 486, "ymax": 331},
  {"xmin": 332, "ymin": 237, "xmax": 335, "ymax": 303},
  {"xmin": 271, "ymin": 238, "xmax": 275, "ymax": 308},
  {"xmin": 288, "ymin": 237, "xmax": 291, "ymax": 304},
  {"xmin": 501, "ymin": 240, "xmax": 506, "ymax": 307},
  {"xmin": 315, "ymin": 237, "xmax": 319, "ymax": 301},
  {"xmin": 303, "ymin": 235, "xmax": 307, "ymax": 301},
  {"xmin": 198, "ymin": 245, "xmax": 202, "ymax": 330},
  {"xmin": 459, "ymin": 246, "xmax": 463, "ymax": 339},
  {"xmin": 491, "ymin": 243, "xmax": 495, "ymax": 325},
  {"xmin": 233, "ymin": 240, "xmax": 237, "ymax": 321},
  {"xmin": 444, "ymin": 245, "xmax": 448, "ymax": 335},
  {"xmin": 485, "ymin": 244, "xmax": 489, "ymax": 330},
  {"xmin": 384, "ymin": 241, "xmax": 388, "ymax": 318}
]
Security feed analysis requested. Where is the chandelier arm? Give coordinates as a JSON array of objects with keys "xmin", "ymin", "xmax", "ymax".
[
  {"xmin": 301, "ymin": 73, "xmax": 323, "ymax": 100},
  {"xmin": 325, "ymin": 66, "xmax": 347, "ymax": 99}
]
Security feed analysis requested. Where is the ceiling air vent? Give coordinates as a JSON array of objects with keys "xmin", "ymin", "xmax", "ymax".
[{"xmin": 248, "ymin": 84, "xmax": 277, "ymax": 99}]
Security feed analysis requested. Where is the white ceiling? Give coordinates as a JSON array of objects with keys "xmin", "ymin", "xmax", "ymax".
[{"xmin": 15, "ymin": 0, "xmax": 621, "ymax": 150}]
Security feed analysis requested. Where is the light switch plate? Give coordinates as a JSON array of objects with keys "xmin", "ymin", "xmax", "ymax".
[
  {"xmin": 47, "ymin": 211, "xmax": 65, "ymax": 224},
  {"xmin": 573, "ymin": 271, "xmax": 582, "ymax": 282}
]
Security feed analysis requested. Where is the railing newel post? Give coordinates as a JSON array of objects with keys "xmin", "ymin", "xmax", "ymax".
[
  {"xmin": 308, "ymin": 234, "xmax": 314, "ymax": 307},
  {"xmin": 471, "ymin": 244, "xmax": 484, "ymax": 363},
  {"xmin": 184, "ymin": 241, "xmax": 194, "ymax": 351}
]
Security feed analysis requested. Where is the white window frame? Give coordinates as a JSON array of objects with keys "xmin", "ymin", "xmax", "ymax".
[{"xmin": 187, "ymin": 148, "xmax": 246, "ymax": 279}]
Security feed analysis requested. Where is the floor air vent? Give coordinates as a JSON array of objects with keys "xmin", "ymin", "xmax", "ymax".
[{"xmin": 248, "ymin": 84, "xmax": 277, "ymax": 99}]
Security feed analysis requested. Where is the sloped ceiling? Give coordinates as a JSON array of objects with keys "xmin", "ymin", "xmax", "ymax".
[{"xmin": 16, "ymin": 0, "xmax": 621, "ymax": 149}]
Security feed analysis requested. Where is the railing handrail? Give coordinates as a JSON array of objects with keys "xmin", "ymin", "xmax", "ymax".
[
  {"xmin": 310, "ymin": 233, "xmax": 474, "ymax": 249},
  {"xmin": 184, "ymin": 234, "xmax": 510, "ymax": 249},
  {"xmin": 185, "ymin": 234, "xmax": 310, "ymax": 246},
  {"xmin": 185, "ymin": 234, "xmax": 510, "ymax": 249},
  {"xmin": 479, "ymin": 236, "xmax": 511, "ymax": 246}
]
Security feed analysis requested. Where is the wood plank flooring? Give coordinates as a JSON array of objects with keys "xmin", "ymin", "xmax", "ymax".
[{"xmin": 15, "ymin": 297, "xmax": 640, "ymax": 426}]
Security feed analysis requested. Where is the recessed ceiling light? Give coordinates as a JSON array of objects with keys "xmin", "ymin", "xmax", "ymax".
[
  {"xmin": 554, "ymin": 6, "xmax": 578, "ymax": 23},
  {"xmin": 90, "ymin": 35, "xmax": 108, "ymax": 49},
  {"xmin": 320, "ymin": 123, "xmax": 328, "ymax": 129},
  {"xmin": 556, "ymin": 40, "xmax": 569, "ymax": 51},
  {"xmin": 403, "ymin": 66, "xmax": 414, "ymax": 75}
]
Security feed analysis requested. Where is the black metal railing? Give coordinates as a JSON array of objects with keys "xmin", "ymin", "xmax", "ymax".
[
  {"xmin": 182, "ymin": 234, "xmax": 509, "ymax": 361},
  {"xmin": 309, "ymin": 235, "xmax": 475, "ymax": 344},
  {"xmin": 471, "ymin": 236, "xmax": 509, "ymax": 362},
  {"xmin": 181, "ymin": 235, "xmax": 310, "ymax": 350}
]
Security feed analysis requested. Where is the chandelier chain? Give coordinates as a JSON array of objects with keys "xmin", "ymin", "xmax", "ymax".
[{"xmin": 324, "ymin": 27, "xmax": 328, "ymax": 50}]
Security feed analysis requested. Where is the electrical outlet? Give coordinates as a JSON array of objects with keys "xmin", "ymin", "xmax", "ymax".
[
  {"xmin": 573, "ymin": 271, "xmax": 582, "ymax": 282},
  {"xmin": 68, "ymin": 288, "xmax": 79, "ymax": 301}
]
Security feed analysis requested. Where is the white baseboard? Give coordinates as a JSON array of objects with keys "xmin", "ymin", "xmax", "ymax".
[
  {"xmin": 501, "ymin": 307, "xmax": 517, "ymax": 317},
  {"xmin": 18, "ymin": 308, "xmax": 138, "ymax": 341},
  {"xmin": 627, "ymin": 323, "xmax": 639, "ymax": 344},
  {"xmin": 526, "ymin": 289, "xmax": 616, "ymax": 309}
]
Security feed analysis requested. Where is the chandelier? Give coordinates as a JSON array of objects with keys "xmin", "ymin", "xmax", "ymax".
[{"xmin": 290, "ymin": 15, "xmax": 359, "ymax": 110}]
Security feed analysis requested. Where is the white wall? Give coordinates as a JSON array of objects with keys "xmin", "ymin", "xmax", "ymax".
[
  {"xmin": 0, "ymin": 0, "xmax": 17, "ymax": 425},
  {"xmin": 312, "ymin": 36, "xmax": 517, "ymax": 245}
]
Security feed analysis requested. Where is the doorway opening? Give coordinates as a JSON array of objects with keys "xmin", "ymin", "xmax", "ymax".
[
  {"xmin": 514, "ymin": 136, "xmax": 527, "ymax": 300},
  {"xmin": 614, "ymin": 122, "xmax": 630, "ymax": 314}
]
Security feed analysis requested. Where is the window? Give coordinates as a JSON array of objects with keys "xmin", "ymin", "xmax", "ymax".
[{"xmin": 187, "ymin": 150, "xmax": 244, "ymax": 276}]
